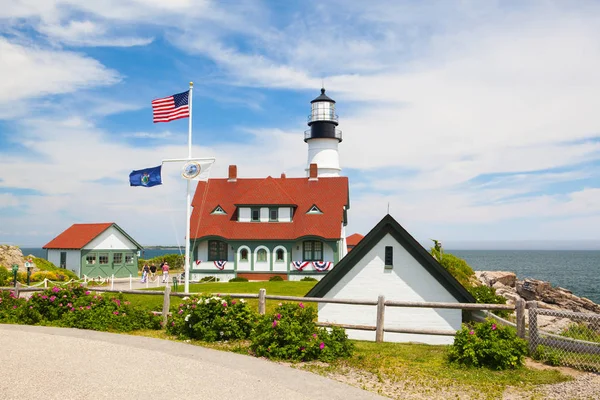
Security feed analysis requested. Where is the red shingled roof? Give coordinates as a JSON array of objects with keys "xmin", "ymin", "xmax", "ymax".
[
  {"xmin": 190, "ymin": 176, "xmax": 349, "ymax": 240},
  {"xmin": 43, "ymin": 223, "xmax": 114, "ymax": 249},
  {"xmin": 346, "ymin": 233, "xmax": 364, "ymax": 247}
]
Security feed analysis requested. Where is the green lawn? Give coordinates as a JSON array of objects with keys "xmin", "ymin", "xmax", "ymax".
[{"xmin": 104, "ymin": 281, "xmax": 317, "ymax": 314}]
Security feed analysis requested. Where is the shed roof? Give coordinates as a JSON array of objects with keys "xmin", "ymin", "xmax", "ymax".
[{"xmin": 43, "ymin": 223, "xmax": 142, "ymax": 250}]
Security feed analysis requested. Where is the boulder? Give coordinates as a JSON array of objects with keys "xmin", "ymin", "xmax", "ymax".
[{"xmin": 476, "ymin": 271, "xmax": 517, "ymax": 288}]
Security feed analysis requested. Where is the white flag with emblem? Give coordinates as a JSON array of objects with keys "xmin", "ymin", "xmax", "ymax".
[{"xmin": 181, "ymin": 159, "xmax": 215, "ymax": 181}]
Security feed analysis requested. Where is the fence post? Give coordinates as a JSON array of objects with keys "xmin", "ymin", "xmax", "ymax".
[
  {"xmin": 376, "ymin": 295, "xmax": 385, "ymax": 343},
  {"xmin": 258, "ymin": 288, "xmax": 266, "ymax": 315},
  {"xmin": 111, "ymin": 274, "xmax": 114, "ymax": 290},
  {"xmin": 14, "ymin": 282, "xmax": 20, "ymax": 299},
  {"xmin": 527, "ymin": 301, "xmax": 538, "ymax": 354},
  {"xmin": 44, "ymin": 278, "xmax": 48, "ymax": 289},
  {"xmin": 146, "ymin": 277, "xmax": 149, "ymax": 289},
  {"xmin": 516, "ymin": 298, "xmax": 526, "ymax": 338},
  {"xmin": 162, "ymin": 285, "xmax": 171, "ymax": 328},
  {"xmin": 129, "ymin": 275, "xmax": 132, "ymax": 290}
]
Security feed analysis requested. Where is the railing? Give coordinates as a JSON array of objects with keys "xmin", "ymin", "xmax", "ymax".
[
  {"xmin": 307, "ymin": 113, "xmax": 339, "ymax": 123},
  {"xmin": 303, "ymin": 129, "xmax": 343, "ymax": 141}
]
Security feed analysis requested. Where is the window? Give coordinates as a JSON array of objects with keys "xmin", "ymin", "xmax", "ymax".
[
  {"xmin": 208, "ymin": 240, "xmax": 228, "ymax": 261},
  {"xmin": 240, "ymin": 248, "xmax": 249, "ymax": 261},
  {"xmin": 251, "ymin": 208, "xmax": 260, "ymax": 221},
  {"xmin": 211, "ymin": 205, "xmax": 226, "ymax": 215},
  {"xmin": 125, "ymin": 254, "xmax": 134, "ymax": 264},
  {"xmin": 86, "ymin": 254, "xmax": 96, "ymax": 265},
  {"xmin": 275, "ymin": 249, "xmax": 285, "ymax": 262},
  {"xmin": 257, "ymin": 248, "xmax": 267, "ymax": 262},
  {"xmin": 98, "ymin": 253, "xmax": 109, "ymax": 265},
  {"xmin": 60, "ymin": 252, "xmax": 67, "ymax": 269},
  {"xmin": 303, "ymin": 241, "xmax": 323, "ymax": 261},
  {"xmin": 113, "ymin": 253, "xmax": 123, "ymax": 264},
  {"xmin": 385, "ymin": 246, "xmax": 393, "ymax": 269},
  {"xmin": 307, "ymin": 205, "xmax": 322, "ymax": 214},
  {"xmin": 269, "ymin": 208, "xmax": 278, "ymax": 221}
]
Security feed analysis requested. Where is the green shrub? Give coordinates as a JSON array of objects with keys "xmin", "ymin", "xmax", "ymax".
[
  {"xmin": 166, "ymin": 295, "xmax": 256, "ymax": 341},
  {"xmin": 250, "ymin": 302, "xmax": 354, "ymax": 362},
  {"xmin": 268, "ymin": 276, "xmax": 284, "ymax": 282},
  {"xmin": 0, "ymin": 289, "xmax": 25, "ymax": 322},
  {"xmin": 448, "ymin": 319, "xmax": 527, "ymax": 370},
  {"xmin": 200, "ymin": 276, "xmax": 220, "ymax": 282},
  {"xmin": 300, "ymin": 276, "xmax": 318, "ymax": 282},
  {"xmin": 31, "ymin": 257, "xmax": 78, "ymax": 281},
  {"xmin": 229, "ymin": 277, "xmax": 248, "ymax": 282},
  {"xmin": 432, "ymin": 251, "xmax": 475, "ymax": 288},
  {"xmin": 0, "ymin": 266, "xmax": 10, "ymax": 286},
  {"xmin": 561, "ymin": 323, "xmax": 600, "ymax": 343},
  {"xmin": 467, "ymin": 286, "xmax": 510, "ymax": 318}
]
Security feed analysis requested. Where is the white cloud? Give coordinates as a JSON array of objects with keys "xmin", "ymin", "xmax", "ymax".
[
  {"xmin": 0, "ymin": 37, "xmax": 119, "ymax": 104},
  {"xmin": 38, "ymin": 20, "xmax": 153, "ymax": 47}
]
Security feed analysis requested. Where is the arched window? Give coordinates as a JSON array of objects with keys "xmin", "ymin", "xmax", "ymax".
[
  {"xmin": 240, "ymin": 248, "xmax": 249, "ymax": 261},
  {"xmin": 276, "ymin": 249, "xmax": 284, "ymax": 262},
  {"xmin": 257, "ymin": 248, "xmax": 267, "ymax": 262}
]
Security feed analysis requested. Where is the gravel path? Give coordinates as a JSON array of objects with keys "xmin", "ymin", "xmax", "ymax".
[{"xmin": 0, "ymin": 324, "xmax": 385, "ymax": 400}]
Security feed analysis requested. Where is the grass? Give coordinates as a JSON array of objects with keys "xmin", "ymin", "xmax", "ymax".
[
  {"xmin": 128, "ymin": 329, "xmax": 571, "ymax": 399},
  {"xmin": 102, "ymin": 281, "xmax": 317, "ymax": 315}
]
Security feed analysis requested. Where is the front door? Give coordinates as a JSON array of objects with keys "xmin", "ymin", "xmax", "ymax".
[{"xmin": 60, "ymin": 252, "xmax": 67, "ymax": 269}]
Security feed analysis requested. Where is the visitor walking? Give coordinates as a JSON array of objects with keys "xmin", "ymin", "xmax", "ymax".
[
  {"xmin": 141, "ymin": 263, "xmax": 150, "ymax": 283},
  {"xmin": 150, "ymin": 263, "xmax": 157, "ymax": 279},
  {"xmin": 161, "ymin": 262, "xmax": 170, "ymax": 283}
]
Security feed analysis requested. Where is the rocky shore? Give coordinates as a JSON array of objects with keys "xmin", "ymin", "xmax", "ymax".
[{"xmin": 476, "ymin": 270, "xmax": 600, "ymax": 333}]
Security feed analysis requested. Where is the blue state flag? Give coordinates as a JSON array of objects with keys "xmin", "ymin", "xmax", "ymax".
[{"xmin": 129, "ymin": 165, "xmax": 162, "ymax": 187}]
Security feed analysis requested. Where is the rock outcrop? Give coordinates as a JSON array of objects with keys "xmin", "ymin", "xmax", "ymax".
[
  {"xmin": 0, "ymin": 245, "xmax": 36, "ymax": 272},
  {"xmin": 475, "ymin": 270, "xmax": 600, "ymax": 333}
]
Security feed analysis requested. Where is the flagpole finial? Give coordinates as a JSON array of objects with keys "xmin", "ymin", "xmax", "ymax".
[{"xmin": 189, "ymin": 81, "xmax": 194, "ymax": 87}]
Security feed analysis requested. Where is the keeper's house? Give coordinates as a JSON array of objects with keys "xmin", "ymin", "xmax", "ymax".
[
  {"xmin": 43, "ymin": 223, "xmax": 142, "ymax": 278},
  {"xmin": 306, "ymin": 214, "xmax": 475, "ymax": 345}
]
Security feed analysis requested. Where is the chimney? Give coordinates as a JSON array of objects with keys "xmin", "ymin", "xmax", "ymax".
[
  {"xmin": 308, "ymin": 163, "xmax": 318, "ymax": 181},
  {"xmin": 280, "ymin": 172, "xmax": 286, "ymax": 179},
  {"xmin": 228, "ymin": 165, "xmax": 237, "ymax": 182}
]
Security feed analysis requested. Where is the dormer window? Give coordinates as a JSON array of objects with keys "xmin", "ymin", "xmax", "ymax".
[
  {"xmin": 211, "ymin": 205, "xmax": 226, "ymax": 215},
  {"xmin": 251, "ymin": 208, "xmax": 260, "ymax": 221},
  {"xmin": 269, "ymin": 208, "xmax": 278, "ymax": 221},
  {"xmin": 307, "ymin": 205, "xmax": 322, "ymax": 214}
]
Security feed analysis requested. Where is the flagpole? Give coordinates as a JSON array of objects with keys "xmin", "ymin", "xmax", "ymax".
[{"xmin": 184, "ymin": 81, "xmax": 193, "ymax": 294}]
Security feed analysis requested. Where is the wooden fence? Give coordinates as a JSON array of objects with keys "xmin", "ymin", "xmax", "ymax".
[{"xmin": 6, "ymin": 283, "xmax": 524, "ymax": 343}]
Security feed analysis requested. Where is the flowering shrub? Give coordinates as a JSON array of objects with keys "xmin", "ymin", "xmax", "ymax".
[
  {"xmin": 250, "ymin": 302, "xmax": 354, "ymax": 362},
  {"xmin": 2, "ymin": 286, "xmax": 160, "ymax": 332},
  {"xmin": 448, "ymin": 319, "xmax": 527, "ymax": 370},
  {"xmin": 167, "ymin": 295, "xmax": 256, "ymax": 341},
  {"xmin": 0, "ymin": 290, "xmax": 26, "ymax": 322}
]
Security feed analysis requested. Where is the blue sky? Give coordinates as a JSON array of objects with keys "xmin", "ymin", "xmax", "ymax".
[{"xmin": 1, "ymin": 0, "xmax": 599, "ymax": 249}]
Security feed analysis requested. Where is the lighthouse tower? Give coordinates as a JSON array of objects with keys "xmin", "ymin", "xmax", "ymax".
[{"xmin": 305, "ymin": 88, "xmax": 342, "ymax": 177}]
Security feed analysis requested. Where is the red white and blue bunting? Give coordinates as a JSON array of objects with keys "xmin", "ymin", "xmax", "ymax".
[
  {"xmin": 291, "ymin": 261, "xmax": 311, "ymax": 271},
  {"xmin": 312, "ymin": 261, "xmax": 332, "ymax": 272},
  {"xmin": 291, "ymin": 261, "xmax": 332, "ymax": 272},
  {"xmin": 214, "ymin": 260, "xmax": 227, "ymax": 270},
  {"xmin": 195, "ymin": 260, "xmax": 202, "ymax": 266}
]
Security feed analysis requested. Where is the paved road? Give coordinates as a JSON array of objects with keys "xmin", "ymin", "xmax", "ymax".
[{"xmin": 0, "ymin": 325, "xmax": 386, "ymax": 400}]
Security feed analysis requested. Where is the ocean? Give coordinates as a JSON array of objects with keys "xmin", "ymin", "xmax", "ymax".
[
  {"xmin": 20, "ymin": 248, "xmax": 599, "ymax": 304},
  {"xmin": 451, "ymin": 250, "xmax": 600, "ymax": 304}
]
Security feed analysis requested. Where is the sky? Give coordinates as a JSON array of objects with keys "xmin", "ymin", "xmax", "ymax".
[{"xmin": 0, "ymin": 0, "xmax": 599, "ymax": 249}]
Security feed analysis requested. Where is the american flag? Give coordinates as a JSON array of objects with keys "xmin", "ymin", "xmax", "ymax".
[{"xmin": 152, "ymin": 90, "xmax": 190, "ymax": 123}]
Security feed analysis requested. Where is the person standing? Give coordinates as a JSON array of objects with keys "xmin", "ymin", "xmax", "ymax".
[
  {"xmin": 161, "ymin": 262, "xmax": 170, "ymax": 283},
  {"xmin": 150, "ymin": 263, "xmax": 157, "ymax": 279},
  {"xmin": 141, "ymin": 263, "xmax": 150, "ymax": 283}
]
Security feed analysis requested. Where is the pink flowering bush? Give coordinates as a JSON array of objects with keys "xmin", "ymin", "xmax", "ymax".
[
  {"xmin": 166, "ymin": 295, "xmax": 256, "ymax": 341},
  {"xmin": 3, "ymin": 286, "xmax": 160, "ymax": 332},
  {"xmin": 448, "ymin": 319, "xmax": 527, "ymax": 370},
  {"xmin": 250, "ymin": 303, "xmax": 353, "ymax": 362},
  {"xmin": 0, "ymin": 290, "xmax": 26, "ymax": 322}
]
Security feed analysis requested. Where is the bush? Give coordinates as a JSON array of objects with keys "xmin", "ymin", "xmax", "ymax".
[
  {"xmin": 0, "ymin": 289, "xmax": 25, "ymax": 322},
  {"xmin": 200, "ymin": 276, "xmax": 220, "ymax": 282},
  {"xmin": 531, "ymin": 345, "xmax": 562, "ymax": 366},
  {"xmin": 448, "ymin": 319, "xmax": 527, "ymax": 370},
  {"xmin": 229, "ymin": 277, "xmax": 248, "ymax": 282},
  {"xmin": 432, "ymin": 251, "xmax": 475, "ymax": 288},
  {"xmin": 561, "ymin": 323, "xmax": 600, "ymax": 343},
  {"xmin": 0, "ymin": 266, "xmax": 10, "ymax": 286},
  {"xmin": 467, "ymin": 286, "xmax": 510, "ymax": 318},
  {"xmin": 250, "ymin": 302, "xmax": 354, "ymax": 362},
  {"xmin": 31, "ymin": 257, "xmax": 78, "ymax": 281},
  {"xmin": 167, "ymin": 295, "xmax": 256, "ymax": 341},
  {"xmin": 269, "ymin": 276, "xmax": 284, "ymax": 282},
  {"xmin": 2, "ymin": 285, "xmax": 160, "ymax": 332},
  {"xmin": 300, "ymin": 277, "xmax": 318, "ymax": 282}
]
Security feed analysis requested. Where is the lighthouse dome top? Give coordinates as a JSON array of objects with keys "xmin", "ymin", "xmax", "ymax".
[{"xmin": 311, "ymin": 88, "xmax": 336, "ymax": 104}]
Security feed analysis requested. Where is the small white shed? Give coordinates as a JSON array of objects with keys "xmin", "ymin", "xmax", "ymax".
[{"xmin": 306, "ymin": 214, "xmax": 475, "ymax": 345}]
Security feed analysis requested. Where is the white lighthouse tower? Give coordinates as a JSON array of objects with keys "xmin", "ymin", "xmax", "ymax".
[{"xmin": 305, "ymin": 88, "xmax": 342, "ymax": 177}]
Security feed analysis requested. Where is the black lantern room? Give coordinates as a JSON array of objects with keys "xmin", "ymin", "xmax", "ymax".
[{"xmin": 304, "ymin": 88, "xmax": 342, "ymax": 142}]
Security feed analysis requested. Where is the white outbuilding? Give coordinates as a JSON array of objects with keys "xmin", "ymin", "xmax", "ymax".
[{"xmin": 306, "ymin": 214, "xmax": 475, "ymax": 345}]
